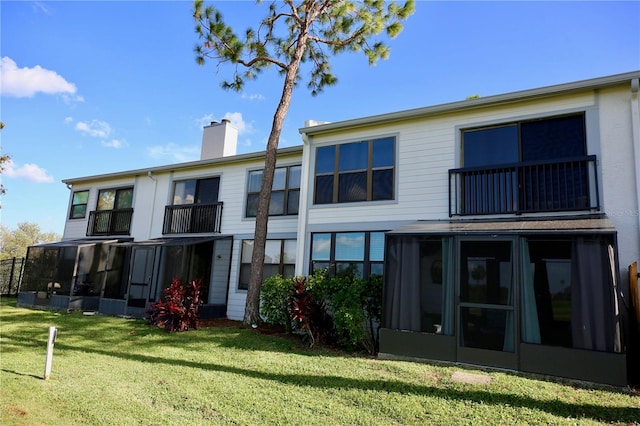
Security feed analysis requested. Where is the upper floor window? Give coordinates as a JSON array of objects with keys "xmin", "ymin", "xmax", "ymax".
[
  {"xmin": 69, "ymin": 190, "xmax": 89, "ymax": 219},
  {"xmin": 311, "ymin": 231, "xmax": 385, "ymax": 279},
  {"xmin": 246, "ymin": 165, "xmax": 301, "ymax": 217},
  {"xmin": 452, "ymin": 113, "xmax": 594, "ymax": 216},
  {"xmin": 173, "ymin": 177, "xmax": 220, "ymax": 205},
  {"xmin": 97, "ymin": 187, "xmax": 133, "ymax": 211},
  {"xmin": 314, "ymin": 137, "xmax": 395, "ymax": 205},
  {"xmin": 463, "ymin": 113, "xmax": 586, "ymax": 167}
]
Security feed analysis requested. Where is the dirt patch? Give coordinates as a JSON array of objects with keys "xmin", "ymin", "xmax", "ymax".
[{"xmin": 7, "ymin": 404, "xmax": 28, "ymax": 417}]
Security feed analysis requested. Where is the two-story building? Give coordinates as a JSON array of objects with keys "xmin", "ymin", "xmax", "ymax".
[{"xmin": 19, "ymin": 71, "xmax": 640, "ymax": 386}]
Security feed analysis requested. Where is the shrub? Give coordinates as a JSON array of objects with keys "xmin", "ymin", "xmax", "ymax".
[
  {"xmin": 311, "ymin": 271, "xmax": 383, "ymax": 354},
  {"xmin": 260, "ymin": 275, "xmax": 295, "ymax": 331},
  {"xmin": 147, "ymin": 278, "xmax": 202, "ymax": 332}
]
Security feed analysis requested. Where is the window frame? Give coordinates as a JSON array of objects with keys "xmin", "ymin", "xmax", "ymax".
[
  {"xmin": 314, "ymin": 136, "xmax": 396, "ymax": 205},
  {"xmin": 461, "ymin": 112, "xmax": 587, "ymax": 167},
  {"xmin": 96, "ymin": 186, "xmax": 134, "ymax": 211},
  {"xmin": 69, "ymin": 190, "xmax": 90, "ymax": 219},
  {"xmin": 238, "ymin": 239, "xmax": 297, "ymax": 291},
  {"xmin": 245, "ymin": 164, "xmax": 301, "ymax": 218},
  {"xmin": 310, "ymin": 231, "xmax": 386, "ymax": 279},
  {"xmin": 171, "ymin": 176, "xmax": 220, "ymax": 206}
]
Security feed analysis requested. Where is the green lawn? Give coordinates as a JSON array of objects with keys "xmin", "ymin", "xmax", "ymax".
[{"xmin": 1, "ymin": 298, "xmax": 638, "ymax": 425}]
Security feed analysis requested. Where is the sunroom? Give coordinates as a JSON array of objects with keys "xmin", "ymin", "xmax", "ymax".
[{"xmin": 379, "ymin": 215, "xmax": 627, "ymax": 386}]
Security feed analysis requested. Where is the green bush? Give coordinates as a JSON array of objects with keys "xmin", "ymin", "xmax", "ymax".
[
  {"xmin": 260, "ymin": 269, "xmax": 382, "ymax": 354},
  {"xmin": 260, "ymin": 275, "xmax": 294, "ymax": 331},
  {"xmin": 324, "ymin": 274, "xmax": 382, "ymax": 354}
]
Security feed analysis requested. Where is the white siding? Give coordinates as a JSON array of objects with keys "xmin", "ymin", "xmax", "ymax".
[
  {"xmin": 598, "ymin": 86, "xmax": 640, "ymax": 280},
  {"xmin": 304, "ymin": 92, "xmax": 599, "ymax": 227}
]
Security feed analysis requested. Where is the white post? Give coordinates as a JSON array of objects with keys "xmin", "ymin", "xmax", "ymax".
[{"xmin": 44, "ymin": 326, "xmax": 57, "ymax": 380}]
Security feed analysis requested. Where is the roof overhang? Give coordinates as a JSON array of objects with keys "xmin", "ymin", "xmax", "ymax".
[
  {"xmin": 28, "ymin": 238, "xmax": 130, "ymax": 248},
  {"xmin": 387, "ymin": 215, "xmax": 617, "ymax": 236},
  {"xmin": 113, "ymin": 235, "xmax": 232, "ymax": 247}
]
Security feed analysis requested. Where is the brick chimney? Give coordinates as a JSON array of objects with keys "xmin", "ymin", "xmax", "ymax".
[{"xmin": 200, "ymin": 119, "xmax": 238, "ymax": 160}]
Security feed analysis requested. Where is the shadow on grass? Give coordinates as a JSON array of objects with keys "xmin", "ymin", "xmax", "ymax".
[
  {"xmin": 0, "ymin": 368, "xmax": 43, "ymax": 380},
  {"xmin": 3, "ymin": 301, "xmax": 638, "ymax": 423},
  {"xmin": 18, "ymin": 338, "xmax": 637, "ymax": 423}
]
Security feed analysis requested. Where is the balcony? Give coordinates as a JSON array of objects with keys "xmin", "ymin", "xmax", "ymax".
[
  {"xmin": 163, "ymin": 202, "xmax": 223, "ymax": 234},
  {"xmin": 87, "ymin": 209, "xmax": 133, "ymax": 236},
  {"xmin": 449, "ymin": 156, "xmax": 599, "ymax": 216}
]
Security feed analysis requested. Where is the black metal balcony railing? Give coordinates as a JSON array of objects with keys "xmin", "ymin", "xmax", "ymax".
[
  {"xmin": 449, "ymin": 156, "xmax": 599, "ymax": 216},
  {"xmin": 162, "ymin": 202, "xmax": 223, "ymax": 234},
  {"xmin": 87, "ymin": 209, "xmax": 133, "ymax": 236}
]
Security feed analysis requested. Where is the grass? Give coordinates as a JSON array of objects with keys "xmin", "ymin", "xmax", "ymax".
[{"xmin": 1, "ymin": 298, "xmax": 638, "ymax": 425}]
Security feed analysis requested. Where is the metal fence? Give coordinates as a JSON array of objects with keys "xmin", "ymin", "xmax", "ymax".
[{"xmin": 0, "ymin": 257, "xmax": 25, "ymax": 296}]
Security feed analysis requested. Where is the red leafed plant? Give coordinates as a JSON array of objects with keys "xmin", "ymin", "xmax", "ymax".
[
  {"xmin": 287, "ymin": 276, "xmax": 332, "ymax": 347},
  {"xmin": 147, "ymin": 278, "xmax": 202, "ymax": 332}
]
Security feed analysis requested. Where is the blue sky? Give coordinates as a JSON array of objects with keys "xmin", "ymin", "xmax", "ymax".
[{"xmin": 1, "ymin": 0, "xmax": 638, "ymax": 236}]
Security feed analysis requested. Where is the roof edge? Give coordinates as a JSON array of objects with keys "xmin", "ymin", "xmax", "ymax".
[
  {"xmin": 299, "ymin": 71, "xmax": 640, "ymax": 136},
  {"xmin": 62, "ymin": 145, "xmax": 303, "ymax": 185}
]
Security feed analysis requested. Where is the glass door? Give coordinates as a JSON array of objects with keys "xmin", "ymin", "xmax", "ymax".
[
  {"xmin": 457, "ymin": 239, "xmax": 517, "ymax": 369},
  {"xmin": 125, "ymin": 246, "xmax": 157, "ymax": 316}
]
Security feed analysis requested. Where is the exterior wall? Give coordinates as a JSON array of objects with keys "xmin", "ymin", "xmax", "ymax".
[
  {"xmin": 62, "ymin": 150, "xmax": 303, "ymax": 321},
  {"xmin": 598, "ymin": 86, "xmax": 640, "ymax": 287},
  {"xmin": 63, "ymin": 176, "xmax": 139, "ymax": 240},
  {"xmin": 299, "ymin": 87, "xmax": 639, "ymax": 284}
]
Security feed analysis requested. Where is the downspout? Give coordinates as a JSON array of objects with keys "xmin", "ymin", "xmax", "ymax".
[
  {"xmin": 146, "ymin": 170, "xmax": 158, "ymax": 239},
  {"xmin": 631, "ymin": 78, "xmax": 640, "ymax": 237},
  {"xmin": 295, "ymin": 131, "xmax": 312, "ymax": 277}
]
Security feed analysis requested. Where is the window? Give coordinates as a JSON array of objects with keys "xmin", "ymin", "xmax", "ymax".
[
  {"xmin": 521, "ymin": 236, "xmax": 621, "ymax": 352},
  {"xmin": 97, "ymin": 187, "xmax": 133, "ymax": 210},
  {"xmin": 173, "ymin": 177, "xmax": 219, "ymax": 205},
  {"xmin": 246, "ymin": 165, "xmax": 301, "ymax": 217},
  {"xmin": 456, "ymin": 113, "xmax": 591, "ymax": 215},
  {"xmin": 164, "ymin": 177, "xmax": 221, "ymax": 234},
  {"xmin": 314, "ymin": 137, "xmax": 395, "ymax": 204},
  {"xmin": 310, "ymin": 231, "xmax": 385, "ymax": 279},
  {"xmin": 383, "ymin": 236, "xmax": 455, "ymax": 335},
  {"xmin": 463, "ymin": 114, "xmax": 586, "ymax": 167},
  {"xmin": 238, "ymin": 239, "xmax": 296, "ymax": 290},
  {"xmin": 70, "ymin": 190, "xmax": 89, "ymax": 219}
]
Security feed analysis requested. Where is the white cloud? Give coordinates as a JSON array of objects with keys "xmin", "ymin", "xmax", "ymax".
[
  {"xmin": 195, "ymin": 112, "xmax": 255, "ymax": 136},
  {"xmin": 32, "ymin": 2, "xmax": 50, "ymax": 14},
  {"xmin": 147, "ymin": 143, "xmax": 200, "ymax": 163},
  {"xmin": 75, "ymin": 120, "xmax": 111, "ymax": 138},
  {"xmin": 2, "ymin": 159, "xmax": 54, "ymax": 183},
  {"xmin": 195, "ymin": 113, "xmax": 216, "ymax": 129},
  {"xmin": 222, "ymin": 112, "xmax": 254, "ymax": 135},
  {"xmin": 64, "ymin": 116, "xmax": 73, "ymax": 124},
  {"xmin": 241, "ymin": 93, "xmax": 265, "ymax": 101},
  {"xmin": 102, "ymin": 139, "xmax": 128, "ymax": 149},
  {"xmin": 0, "ymin": 57, "xmax": 79, "ymax": 99}
]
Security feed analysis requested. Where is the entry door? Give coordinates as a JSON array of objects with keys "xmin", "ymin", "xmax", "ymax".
[
  {"xmin": 457, "ymin": 239, "xmax": 517, "ymax": 369},
  {"xmin": 126, "ymin": 246, "xmax": 156, "ymax": 313}
]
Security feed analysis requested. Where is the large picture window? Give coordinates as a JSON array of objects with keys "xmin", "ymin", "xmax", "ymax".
[
  {"xmin": 173, "ymin": 177, "xmax": 219, "ymax": 205},
  {"xmin": 462, "ymin": 114, "xmax": 586, "ymax": 167},
  {"xmin": 314, "ymin": 137, "xmax": 395, "ymax": 204},
  {"xmin": 521, "ymin": 236, "xmax": 620, "ymax": 352},
  {"xmin": 70, "ymin": 190, "xmax": 89, "ymax": 219},
  {"xmin": 246, "ymin": 165, "xmax": 301, "ymax": 217},
  {"xmin": 98, "ymin": 187, "xmax": 133, "ymax": 211},
  {"xmin": 311, "ymin": 231, "xmax": 385, "ymax": 279},
  {"xmin": 239, "ymin": 239, "xmax": 296, "ymax": 290},
  {"xmin": 454, "ymin": 113, "xmax": 593, "ymax": 215}
]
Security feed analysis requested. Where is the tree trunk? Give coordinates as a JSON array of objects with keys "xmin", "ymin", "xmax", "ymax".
[{"xmin": 243, "ymin": 34, "xmax": 309, "ymax": 326}]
